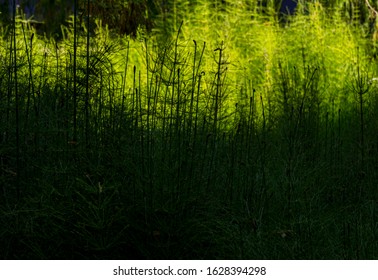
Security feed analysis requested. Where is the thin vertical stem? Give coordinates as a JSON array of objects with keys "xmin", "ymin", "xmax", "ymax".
[
  {"xmin": 85, "ymin": 0, "xmax": 91, "ymax": 148},
  {"xmin": 13, "ymin": 0, "xmax": 20, "ymax": 200},
  {"xmin": 73, "ymin": 0, "xmax": 78, "ymax": 143},
  {"xmin": 214, "ymin": 43, "xmax": 223, "ymax": 135}
]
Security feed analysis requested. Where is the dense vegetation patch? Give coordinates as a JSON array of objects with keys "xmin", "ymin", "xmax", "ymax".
[{"xmin": 1, "ymin": 0, "xmax": 378, "ymax": 259}]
